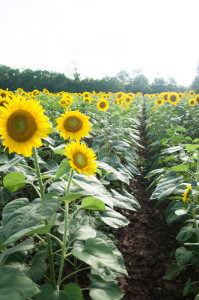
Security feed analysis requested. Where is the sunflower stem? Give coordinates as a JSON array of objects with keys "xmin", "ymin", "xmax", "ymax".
[
  {"xmin": 57, "ymin": 170, "xmax": 74, "ymax": 288},
  {"xmin": 32, "ymin": 147, "xmax": 56, "ymax": 289},
  {"xmin": 32, "ymin": 147, "xmax": 45, "ymax": 199}
]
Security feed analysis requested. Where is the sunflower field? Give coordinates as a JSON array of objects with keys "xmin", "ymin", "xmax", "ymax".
[{"xmin": 0, "ymin": 88, "xmax": 199, "ymax": 299}]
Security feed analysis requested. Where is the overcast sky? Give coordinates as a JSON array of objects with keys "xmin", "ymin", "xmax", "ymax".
[{"xmin": 1, "ymin": 0, "xmax": 199, "ymax": 86}]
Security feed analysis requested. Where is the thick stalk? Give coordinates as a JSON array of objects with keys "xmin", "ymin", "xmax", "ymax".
[
  {"xmin": 32, "ymin": 147, "xmax": 44, "ymax": 198},
  {"xmin": 57, "ymin": 170, "xmax": 74, "ymax": 288},
  {"xmin": 32, "ymin": 147, "xmax": 56, "ymax": 289}
]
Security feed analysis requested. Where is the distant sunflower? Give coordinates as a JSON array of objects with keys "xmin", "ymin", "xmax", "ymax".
[
  {"xmin": 97, "ymin": 98, "xmax": 109, "ymax": 111},
  {"xmin": 0, "ymin": 90, "xmax": 7, "ymax": 98},
  {"xmin": 83, "ymin": 96, "xmax": 92, "ymax": 104},
  {"xmin": 0, "ymin": 97, "xmax": 11, "ymax": 108},
  {"xmin": 168, "ymin": 92, "xmax": 179, "ymax": 105},
  {"xmin": 195, "ymin": 94, "xmax": 199, "ymax": 103},
  {"xmin": 189, "ymin": 90, "xmax": 195, "ymax": 97},
  {"xmin": 163, "ymin": 93, "xmax": 169, "ymax": 102},
  {"xmin": 56, "ymin": 110, "xmax": 91, "ymax": 141},
  {"xmin": 155, "ymin": 99, "xmax": 164, "ymax": 106},
  {"xmin": 125, "ymin": 96, "xmax": 132, "ymax": 104},
  {"xmin": 189, "ymin": 99, "xmax": 196, "ymax": 106},
  {"xmin": 64, "ymin": 141, "xmax": 97, "ymax": 177},
  {"xmin": 0, "ymin": 97, "xmax": 51, "ymax": 157},
  {"xmin": 117, "ymin": 92, "xmax": 123, "ymax": 99},
  {"xmin": 59, "ymin": 99, "xmax": 70, "ymax": 108}
]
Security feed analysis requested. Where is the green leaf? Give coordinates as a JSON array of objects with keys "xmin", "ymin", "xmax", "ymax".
[
  {"xmin": 2, "ymin": 194, "xmax": 61, "ymax": 240},
  {"xmin": 88, "ymin": 274, "xmax": 124, "ymax": 300},
  {"xmin": 165, "ymin": 201, "xmax": 188, "ymax": 224},
  {"xmin": 163, "ymin": 146, "xmax": 183, "ymax": 154},
  {"xmin": 163, "ymin": 263, "xmax": 186, "ymax": 280},
  {"xmin": 185, "ymin": 144, "xmax": 199, "ymax": 152},
  {"xmin": 71, "ymin": 173, "xmax": 114, "ymax": 207},
  {"xmin": 175, "ymin": 247, "xmax": 193, "ymax": 265},
  {"xmin": 3, "ymin": 225, "xmax": 52, "ymax": 246},
  {"xmin": 27, "ymin": 249, "xmax": 48, "ymax": 282},
  {"xmin": 0, "ymin": 239, "xmax": 34, "ymax": 266},
  {"xmin": 176, "ymin": 224, "xmax": 195, "ymax": 242},
  {"xmin": 72, "ymin": 238, "xmax": 127, "ymax": 275},
  {"xmin": 81, "ymin": 197, "xmax": 105, "ymax": 210},
  {"xmin": 0, "ymin": 187, "xmax": 12, "ymax": 204},
  {"xmin": 55, "ymin": 159, "xmax": 70, "ymax": 180},
  {"xmin": 97, "ymin": 161, "xmax": 129, "ymax": 184},
  {"xmin": 0, "ymin": 266, "xmax": 40, "ymax": 300},
  {"xmin": 35, "ymin": 284, "xmax": 67, "ymax": 300},
  {"xmin": 63, "ymin": 283, "xmax": 83, "ymax": 300},
  {"xmin": 100, "ymin": 207, "xmax": 129, "ymax": 228},
  {"xmin": 0, "ymin": 156, "xmax": 22, "ymax": 172},
  {"xmin": 61, "ymin": 192, "xmax": 83, "ymax": 204},
  {"xmin": 3, "ymin": 172, "xmax": 26, "ymax": 192},
  {"xmin": 171, "ymin": 165, "xmax": 189, "ymax": 172},
  {"xmin": 111, "ymin": 189, "xmax": 139, "ymax": 210}
]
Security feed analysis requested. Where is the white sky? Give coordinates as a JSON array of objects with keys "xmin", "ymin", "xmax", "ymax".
[{"xmin": 1, "ymin": 0, "xmax": 199, "ymax": 86}]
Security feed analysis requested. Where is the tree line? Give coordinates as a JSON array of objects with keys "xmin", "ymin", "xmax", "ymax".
[{"xmin": 0, "ymin": 64, "xmax": 198, "ymax": 94}]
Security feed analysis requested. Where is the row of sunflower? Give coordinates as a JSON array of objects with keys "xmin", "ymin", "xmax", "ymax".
[
  {"xmin": 145, "ymin": 94, "xmax": 199, "ymax": 299},
  {"xmin": 0, "ymin": 89, "xmax": 141, "ymax": 300}
]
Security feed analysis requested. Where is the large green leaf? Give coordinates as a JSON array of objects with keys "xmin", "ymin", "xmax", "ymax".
[
  {"xmin": 165, "ymin": 201, "xmax": 188, "ymax": 224},
  {"xmin": 27, "ymin": 249, "xmax": 48, "ymax": 282},
  {"xmin": 88, "ymin": 274, "xmax": 124, "ymax": 300},
  {"xmin": 2, "ymin": 193, "xmax": 61, "ymax": 240},
  {"xmin": 72, "ymin": 238, "xmax": 126, "ymax": 275},
  {"xmin": 100, "ymin": 207, "xmax": 129, "ymax": 228},
  {"xmin": 63, "ymin": 283, "xmax": 83, "ymax": 300},
  {"xmin": 0, "ymin": 239, "xmax": 34, "ymax": 266},
  {"xmin": 175, "ymin": 247, "xmax": 193, "ymax": 265},
  {"xmin": 55, "ymin": 159, "xmax": 70, "ymax": 180},
  {"xmin": 70, "ymin": 173, "xmax": 114, "ymax": 207},
  {"xmin": 0, "ymin": 156, "xmax": 22, "ymax": 172},
  {"xmin": 0, "ymin": 266, "xmax": 40, "ymax": 300},
  {"xmin": 171, "ymin": 165, "xmax": 189, "ymax": 172},
  {"xmin": 3, "ymin": 225, "xmax": 52, "ymax": 246},
  {"xmin": 97, "ymin": 161, "xmax": 129, "ymax": 184},
  {"xmin": 3, "ymin": 172, "xmax": 26, "ymax": 192},
  {"xmin": 111, "ymin": 189, "xmax": 139, "ymax": 210}
]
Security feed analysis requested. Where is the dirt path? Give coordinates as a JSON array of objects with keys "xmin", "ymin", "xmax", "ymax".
[{"xmin": 117, "ymin": 107, "xmax": 192, "ymax": 300}]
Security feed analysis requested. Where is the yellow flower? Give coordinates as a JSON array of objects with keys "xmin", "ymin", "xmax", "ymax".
[
  {"xmin": 97, "ymin": 98, "xmax": 109, "ymax": 111},
  {"xmin": 56, "ymin": 110, "xmax": 91, "ymax": 141},
  {"xmin": 0, "ymin": 97, "xmax": 51, "ymax": 157},
  {"xmin": 155, "ymin": 99, "xmax": 164, "ymax": 106},
  {"xmin": 189, "ymin": 90, "xmax": 195, "ymax": 97},
  {"xmin": 64, "ymin": 141, "xmax": 97, "ymax": 177},
  {"xmin": 182, "ymin": 185, "xmax": 192, "ymax": 203},
  {"xmin": 163, "ymin": 92, "xmax": 169, "ymax": 102},
  {"xmin": 195, "ymin": 94, "xmax": 199, "ymax": 103},
  {"xmin": 168, "ymin": 92, "xmax": 179, "ymax": 105},
  {"xmin": 83, "ymin": 96, "xmax": 92, "ymax": 104},
  {"xmin": 189, "ymin": 99, "xmax": 196, "ymax": 106},
  {"xmin": 59, "ymin": 99, "xmax": 70, "ymax": 108}
]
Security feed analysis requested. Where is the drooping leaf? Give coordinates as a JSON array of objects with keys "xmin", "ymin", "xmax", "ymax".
[
  {"xmin": 88, "ymin": 274, "xmax": 124, "ymax": 300},
  {"xmin": 63, "ymin": 283, "xmax": 83, "ymax": 300},
  {"xmin": 81, "ymin": 197, "xmax": 105, "ymax": 210},
  {"xmin": 100, "ymin": 207, "xmax": 129, "ymax": 228},
  {"xmin": 0, "ymin": 266, "xmax": 40, "ymax": 300},
  {"xmin": 175, "ymin": 247, "xmax": 194, "ymax": 265}
]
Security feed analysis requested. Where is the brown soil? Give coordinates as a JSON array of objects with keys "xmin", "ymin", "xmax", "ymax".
[{"xmin": 116, "ymin": 111, "xmax": 195, "ymax": 300}]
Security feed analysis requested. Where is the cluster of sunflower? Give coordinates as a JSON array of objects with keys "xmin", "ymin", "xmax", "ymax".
[
  {"xmin": 147, "ymin": 91, "xmax": 199, "ymax": 106},
  {"xmin": 114, "ymin": 92, "xmax": 134, "ymax": 109},
  {"xmin": 58, "ymin": 93, "xmax": 74, "ymax": 108},
  {"xmin": 0, "ymin": 95, "xmax": 97, "ymax": 177}
]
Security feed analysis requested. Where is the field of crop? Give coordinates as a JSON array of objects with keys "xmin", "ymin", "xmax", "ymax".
[{"xmin": 0, "ymin": 89, "xmax": 199, "ymax": 300}]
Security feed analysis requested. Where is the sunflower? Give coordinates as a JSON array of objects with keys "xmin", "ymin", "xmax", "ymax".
[
  {"xmin": 59, "ymin": 99, "xmax": 70, "ymax": 108},
  {"xmin": 0, "ymin": 97, "xmax": 11, "ymax": 108},
  {"xmin": 155, "ymin": 99, "xmax": 164, "ymax": 106},
  {"xmin": 64, "ymin": 141, "xmax": 97, "ymax": 177},
  {"xmin": 56, "ymin": 110, "xmax": 91, "ymax": 141},
  {"xmin": 189, "ymin": 99, "xmax": 196, "ymax": 106},
  {"xmin": 97, "ymin": 98, "xmax": 109, "ymax": 111},
  {"xmin": 0, "ymin": 97, "xmax": 51, "ymax": 157},
  {"xmin": 163, "ymin": 92, "xmax": 169, "ymax": 102},
  {"xmin": 195, "ymin": 94, "xmax": 199, "ymax": 103},
  {"xmin": 168, "ymin": 92, "xmax": 179, "ymax": 105},
  {"xmin": 189, "ymin": 90, "xmax": 195, "ymax": 97},
  {"xmin": 83, "ymin": 96, "xmax": 92, "ymax": 104},
  {"xmin": 116, "ymin": 92, "xmax": 124, "ymax": 99}
]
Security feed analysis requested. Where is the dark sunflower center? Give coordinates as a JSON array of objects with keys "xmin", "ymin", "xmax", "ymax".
[
  {"xmin": 170, "ymin": 95, "xmax": 176, "ymax": 102},
  {"xmin": 126, "ymin": 98, "xmax": 131, "ymax": 103},
  {"xmin": 7, "ymin": 110, "xmax": 37, "ymax": 142},
  {"xmin": 1, "ymin": 92, "xmax": 6, "ymax": 98},
  {"xmin": 164, "ymin": 94, "xmax": 168, "ymax": 100},
  {"xmin": 196, "ymin": 97, "xmax": 199, "ymax": 103},
  {"xmin": 0, "ymin": 101, "xmax": 8, "ymax": 107},
  {"xmin": 61, "ymin": 101, "xmax": 66, "ymax": 104},
  {"xmin": 74, "ymin": 152, "xmax": 87, "ymax": 169},
  {"xmin": 64, "ymin": 116, "xmax": 82, "ymax": 132},
  {"xmin": 99, "ymin": 102, "xmax": 106, "ymax": 108},
  {"xmin": 158, "ymin": 100, "xmax": 162, "ymax": 104},
  {"xmin": 191, "ymin": 101, "xmax": 194, "ymax": 105},
  {"xmin": 118, "ymin": 93, "xmax": 122, "ymax": 98}
]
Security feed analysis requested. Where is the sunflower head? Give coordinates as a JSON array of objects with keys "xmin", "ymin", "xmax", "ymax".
[
  {"xmin": 0, "ymin": 97, "xmax": 51, "ymax": 157},
  {"xmin": 56, "ymin": 110, "xmax": 91, "ymax": 141},
  {"xmin": 155, "ymin": 99, "xmax": 164, "ymax": 106},
  {"xmin": 97, "ymin": 98, "xmax": 109, "ymax": 111},
  {"xmin": 163, "ymin": 93, "xmax": 169, "ymax": 102},
  {"xmin": 168, "ymin": 92, "xmax": 179, "ymax": 105},
  {"xmin": 189, "ymin": 99, "xmax": 196, "ymax": 106},
  {"xmin": 64, "ymin": 141, "xmax": 97, "ymax": 177},
  {"xmin": 195, "ymin": 95, "xmax": 199, "ymax": 103}
]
